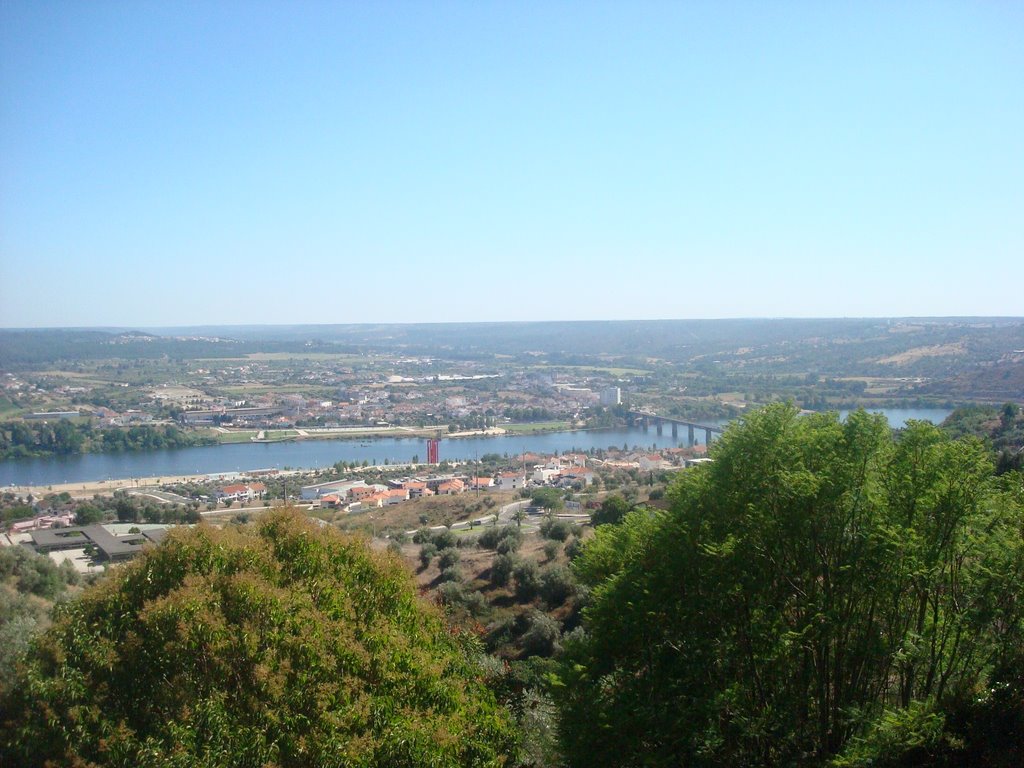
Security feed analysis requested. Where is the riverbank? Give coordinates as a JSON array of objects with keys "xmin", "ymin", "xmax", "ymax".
[
  {"xmin": 209, "ymin": 423, "xmax": 578, "ymax": 443},
  {"xmin": 8, "ymin": 472, "xmax": 241, "ymax": 499},
  {"xmin": 0, "ymin": 408, "xmax": 954, "ymax": 490}
]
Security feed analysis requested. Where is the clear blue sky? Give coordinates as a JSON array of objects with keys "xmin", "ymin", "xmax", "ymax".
[{"xmin": 1, "ymin": 1, "xmax": 1021, "ymax": 328}]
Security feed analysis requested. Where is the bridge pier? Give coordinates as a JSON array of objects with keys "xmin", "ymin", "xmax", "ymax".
[
  {"xmin": 705, "ymin": 428, "xmax": 713, "ymax": 445},
  {"xmin": 642, "ymin": 417, "xmax": 649, "ymax": 432},
  {"xmin": 656, "ymin": 419, "xmax": 663, "ymax": 436},
  {"xmin": 688, "ymin": 424, "xmax": 695, "ymax": 447},
  {"xmin": 672, "ymin": 423, "xmax": 678, "ymax": 438}
]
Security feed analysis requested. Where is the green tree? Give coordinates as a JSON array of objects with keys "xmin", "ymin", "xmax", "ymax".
[
  {"xmin": 0, "ymin": 511, "xmax": 516, "ymax": 767},
  {"xmin": 590, "ymin": 495, "xmax": 632, "ymax": 526},
  {"xmin": 557, "ymin": 405, "xmax": 1024, "ymax": 766},
  {"xmin": 73, "ymin": 503, "xmax": 104, "ymax": 525},
  {"xmin": 113, "ymin": 493, "xmax": 138, "ymax": 522},
  {"xmin": 513, "ymin": 559, "xmax": 541, "ymax": 602},
  {"xmin": 530, "ymin": 487, "xmax": 563, "ymax": 512},
  {"xmin": 539, "ymin": 518, "xmax": 572, "ymax": 542}
]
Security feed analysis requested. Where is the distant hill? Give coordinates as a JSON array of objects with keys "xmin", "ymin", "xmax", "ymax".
[{"xmin": 2, "ymin": 319, "xmax": 1022, "ymax": 399}]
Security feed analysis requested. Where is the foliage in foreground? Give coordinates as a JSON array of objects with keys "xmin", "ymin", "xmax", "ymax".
[
  {"xmin": 558, "ymin": 404, "xmax": 1024, "ymax": 766},
  {"xmin": 0, "ymin": 546, "xmax": 81, "ymax": 674},
  {"xmin": 0, "ymin": 510, "xmax": 516, "ymax": 767}
]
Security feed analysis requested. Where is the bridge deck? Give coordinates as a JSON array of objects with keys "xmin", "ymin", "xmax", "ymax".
[{"xmin": 627, "ymin": 411, "xmax": 725, "ymax": 433}]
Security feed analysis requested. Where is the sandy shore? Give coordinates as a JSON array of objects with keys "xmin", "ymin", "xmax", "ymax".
[{"xmin": 11, "ymin": 470, "xmax": 302, "ymax": 500}]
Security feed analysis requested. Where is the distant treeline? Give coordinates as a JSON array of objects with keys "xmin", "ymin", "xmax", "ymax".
[
  {"xmin": 6, "ymin": 320, "xmax": 1024, "ymax": 378},
  {"xmin": 0, "ymin": 329, "xmax": 328, "ymax": 369},
  {"xmin": 0, "ymin": 421, "xmax": 216, "ymax": 459}
]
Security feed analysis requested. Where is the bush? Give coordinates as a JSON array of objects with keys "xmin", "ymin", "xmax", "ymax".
[
  {"xmin": 438, "ymin": 565, "xmax": 463, "ymax": 583},
  {"xmin": 419, "ymin": 542, "xmax": 438, "ymax": 568},
  {"xmin": 557, "ymin": 405, "xmax": 1024, "ymax": 767},
  {"xmin": 520, "ymin": 609, "xmax": 561, "ymax": 656},
  {"xmin": 485, "ymin": 614, "xmax": 518, "ymax": 651},
  {"xmin": 513, "ymin": 560, "xmax": 541, "ymax": 602},
  {"xmin": 490, "ymin": 553, "xmax": 518, "ymax": 587},
  {"xmin": 564, "ymin": 536, "xmax": 583, "ymax": 560},
  {"xmin": 591, "ymin": 495, "xmax": 630, "ymax": 526},
  {"xmin": 496, "ymin": 535, "xmax": 521, "ymax": 555},
  {"xmin": 438, "ymin": 582, "xmax": 487, "ymax": 617},
  {"xmin": 0, "ymin": 547, "xmax": 70, "ymax": 601},
  {"xmin": 539, "ymin": 519, "xmax": 572, "ymax": 542},
  {"xmin": 0, "ymin": 511, "xmax": 516, "ymax": 766},
  {"xmin": 437, "ymin": 547, "xmax": 461, "ymax": 571},
  {"xmin": 543, "ymin": 540, "xmax": 560, "ymax": 561},
  {"xmin": 478, "ymin": 525, "xmax": 522, "ymax": 552},
  {"xmin": 539, "ymin": 565, "xmax": 576, "ymax": 607},
  {"xmin": 432, "ymin": 529, "xmax": 457, "ymax": 550},
  {"xmin": 73, "ymin": 504, "xmax": 104, "ymax": 525}
]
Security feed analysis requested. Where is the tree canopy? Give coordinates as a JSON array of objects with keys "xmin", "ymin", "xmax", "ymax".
[
  {"xmin": 529, "ymin": 487, "xmax": 564, "ymax": 511},
  {"xmin": 1, "ymin": 510, "xmax": 515, "ymax": 767},
  {"xmin": 558, "ymin": 404, "xmax": 1024, "ymax": 766}
]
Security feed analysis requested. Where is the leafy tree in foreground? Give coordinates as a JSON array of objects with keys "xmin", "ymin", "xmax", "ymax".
[
  {"xmin": 557, "ymin": 404, "xmax": 1024, "ymax": 767},
  {"xmin": 0, "ymin": 510, "xmax": 516, "ymax": 767}
]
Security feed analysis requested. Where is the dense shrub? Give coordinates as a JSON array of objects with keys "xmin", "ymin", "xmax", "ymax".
[
  {"xmin": 419, "ymin": 541, "xmax": 438, "ymax": 568},
  {"xmin": 0, "ymin": 510, "xmax": 516, "ymax": 767},
  {"xmin": 539, "ymin": 518, "xmax": 572, "ymax": 541},
  {"xmin": 558, "ymin": 405, "xmax": 1024, "ymax": 767},
  {"xmin": 539, "ymin": 565, "xmax": 576, "ymax": 607},
  {"xmin": 513, "ymin": 559, "xmax": 541, "ymax": 602},
  {"xmin": 564, "ymin": 536, "xmax": 583, "ymax": 560},
  {"xmin": 478, "ymin": 525, "xmax": 522, "ymax": 552},
  {"xmin": 490, "ymin": 553, "xmax": 518, "ymax": 587},
  {"xmin": 437, "ymin": 547, "xmax": 461, "ymax": 571},
  {"xmin": 438, "ymin": 581, "xmax": 487, "ymax": 617},
  {"xmin": 543, "ymin": 540, "xmax": 560, "ymax": 561},
  {"xmin": 0, "ymin": 546, "xmax": 77, "ymax": 600},
  {"xmin": 495, "ymin": 535, "xmax": 521, "ymax": 555},
  {"xmin": 438, "ymin": 564, "xmax": 463, "ymax": 583},
  {"xmin": 520, "ymin": 609, "xmax": 561, "ymax": 656},
  {"xmin": 431, "ymin": 529, "xmax": 458, "ymax": 550}
]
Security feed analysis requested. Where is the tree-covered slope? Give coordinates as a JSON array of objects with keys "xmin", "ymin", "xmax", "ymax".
[
  {"xmin": 0, "ymin": 511, "xmax": 516, "ymax": 767},
  {"xmin": 558, "ymin": 405, "xmax": 1024, "ymax": 766}
]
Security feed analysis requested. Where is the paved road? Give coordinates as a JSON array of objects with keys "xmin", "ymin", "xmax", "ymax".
[
  {"xmin": 128, "ymin": 489, "xmax": 193, "ymax": 505},
  {"xmin": 200, "ymin": 503, "xmax": 315, "ymax": 517},
  {"xmin": 497, "ymin": 499, "xmax": 529, "ymax": 524}
]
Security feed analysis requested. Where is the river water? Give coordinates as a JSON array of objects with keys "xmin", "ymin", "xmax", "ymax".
[{"xmin": 0, "ymin": 408, "xmax": 952, "ymax": 487}]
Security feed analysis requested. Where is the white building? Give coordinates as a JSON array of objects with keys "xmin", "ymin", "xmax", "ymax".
[
  {"xmin": 498, "ymin": 472, "xmax": 526, "ymax": 491},
  {"xmin": 532, "ymin": 467, "xmax": 560, "ymax": 484},
  {"xmin": 600, "ymin": 387, "xmax": 621, "ymax": 406}
]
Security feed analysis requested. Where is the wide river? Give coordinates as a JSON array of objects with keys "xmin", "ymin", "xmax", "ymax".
[{"xmin": 1, "ymin": 408, "xmax": 952, "ymax": 487}]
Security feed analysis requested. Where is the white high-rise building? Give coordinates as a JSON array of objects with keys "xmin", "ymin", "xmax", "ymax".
[{"xmin": 600, "ymin": 386, "xmax": 621, "ymax": 406}]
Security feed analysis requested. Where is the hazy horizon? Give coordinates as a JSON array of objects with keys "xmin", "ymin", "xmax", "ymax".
[{"xmin": 4, "ymin": 314, "xmax": 1024, "ymax": 334}]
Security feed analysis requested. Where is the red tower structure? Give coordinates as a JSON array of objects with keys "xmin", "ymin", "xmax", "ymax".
[{"xmin": 426, "ymin": 438, "xmax": 440, "ymax": 464}]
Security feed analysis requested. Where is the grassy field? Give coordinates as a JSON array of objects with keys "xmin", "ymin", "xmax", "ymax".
[
  {"xmin": 502, "ymin": 421, "xmax": 574, "ymax": 434},
  {"xmin": 0, "ymin": 396, "xmax": 23, "ymax": 418},
  {"xmin": 533, "ymin": 363, "xmax": 651, "ymax": 376},
  {"xmin": 218, "ymin": 384, "xmax": 337, "ymax": 396},
  {"xmin": 332, "ymin": 490, "xmax": 519, "ymax": 537},
  {"xmin": 195, "ymin": 353, "xmax": 367, "ymax": 362},
  {"xmin": 210, "ymin": 429, "xmax": 304, "ymax": 443},
  {"xmin": 206, "ymin": 430, "xmax": 259, "ymax": 443}
]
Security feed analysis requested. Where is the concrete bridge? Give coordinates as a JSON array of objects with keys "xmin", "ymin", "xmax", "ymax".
[{"xmin": 627, "ymin": 410, "xmax": 725, "ymax": 445}]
